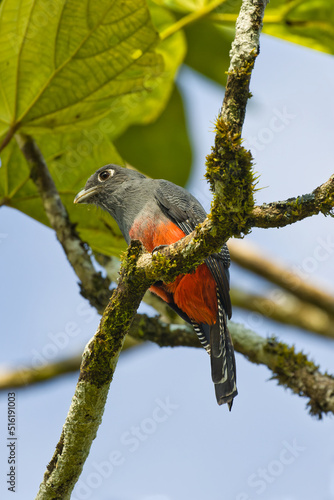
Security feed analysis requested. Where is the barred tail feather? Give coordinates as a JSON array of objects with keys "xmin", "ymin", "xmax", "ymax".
[
  {"xmin": 210, "ymin": 297, "xmax": 237, "ymax": 409},
  {"xmin": 191, "ymin": 295, "xmax": 237, "ymax": 409}
]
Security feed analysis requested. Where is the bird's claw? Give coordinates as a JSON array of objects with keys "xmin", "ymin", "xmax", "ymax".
[{"xmin": 152, "ymin": 244, "xmax": 168, "ymax": 255}]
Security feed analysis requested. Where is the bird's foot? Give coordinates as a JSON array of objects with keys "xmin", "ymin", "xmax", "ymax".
[{"xmin": 152, "ymin": 244, "xmax": 168, "ymax": 255}]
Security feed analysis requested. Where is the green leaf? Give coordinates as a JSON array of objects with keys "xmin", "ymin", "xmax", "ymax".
[
  {"xmin": 184, "ymin": 21, "xmax": 233, "ymax": 87},
  {"xmin": 0, "ymin": 130, "xmax": 127, "ymax": 256},
  {"xmin": 263, "ymin": 0, "xmax": 334, "ymax": 55},
  {"xmin": 106, "ymin": 0, "xmax": 187, "ymax": 133},
  {"xmin": 155, "ymin": 0, "xmax": 206, "ymax": 14},
  {"xmin": 0, "ymin": 0, "xmax": 188, "ymax": 256},
  {"xmin": 0, "ymin": 0, "xmax": 166, "ymax": 137},
  {"xmin": 114, "ymin": 85, "xmax": 192, "ymax": 186},
  {"xmin": 154, "ymin": 0, "xmax": 334, "ymax": 76},
  {"xmin": 147, "ymin": 0, "xmax": 237, "ymax": 88}
]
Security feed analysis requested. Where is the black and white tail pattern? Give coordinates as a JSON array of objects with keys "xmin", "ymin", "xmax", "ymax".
[
  {"xmin": 192, "ymin": 322, "xmax": 211, "ymax": 354},
  {"xmin": 192, "ymin": 290, "xmax": 237, "ymax": 410}
]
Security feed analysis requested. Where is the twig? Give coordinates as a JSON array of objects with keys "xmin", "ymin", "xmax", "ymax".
[
  {"xmin": 251, "ymin": 174, "xmax": 334, "ymax": 228},
  {"xmin": 15, "ymin": 133, "xmax": 112, "ymax": 314}
]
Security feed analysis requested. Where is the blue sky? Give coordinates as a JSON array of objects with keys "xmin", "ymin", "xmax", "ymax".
[{"xmin": 1, "ymin": 34, "xmax": 334, "ymax": 500}]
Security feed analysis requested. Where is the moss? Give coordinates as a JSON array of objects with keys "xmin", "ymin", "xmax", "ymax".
[
  {"xmin": 152, "ymin": 250, "xmax": 178, "ymax": 279},
  {"xmin": 79, "ymin": 240, "xmax": 150, "ymax": 387},
  {"xmin": 265, "ymin": 337, "xmax": 334, "ymax": 418},
  {"xmin": 205, "ymin": 115, "xmax": 256, "ymax": 239},
  {"xmin": 264, "ymin": 337, "xmax": 318, "ymax": 387}
]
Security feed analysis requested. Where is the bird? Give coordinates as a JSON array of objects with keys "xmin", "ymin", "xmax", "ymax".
[{"xmin": 74, "ymin": 164, "xmax": 237, "ymax": 409}]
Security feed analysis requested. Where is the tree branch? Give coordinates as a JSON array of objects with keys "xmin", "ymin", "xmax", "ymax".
[
  {"xmin": 0, "ymin": 337, "xmax": 140, "ymax": 390},
  {"xmin": 0, "ymin": 315, "xmax": 192, "ymax": 391},
  {"xmin": 231, "ymin": 288, "xmax": 334, "ymax": 339},
  {"xmin": 251, "ymin": 174, "xmax": 334, "ymax": 228},
  {"xmin": 36, "ymin": 240, "xmax": 151, "ymax": 499},
  {"xmin": 3, "ymin": 319, "xmax": 333, "ymax": 419},
  {"xmin": 94, "ymin": 252, "xmax": 185, "ymax": 324},
  {"xmin": 231, "ymin": 323, "xmax": 334, "ymax": 419},
  {"xmin": 229, "ymin": 239, "xmax": 334, "ymax": 317},
  {"xmin": 15, "ymin": 133, "xmax": 112, "ymax": 314},
  {"xmin": 138, "ymin": 0, "xmax": 268, "ymax": 277},
  {"xmin": 221, "ymin": 0, "xmax": 267, "ymax": 134},
  {"xmin": 114, "ymin": 321, "xmax": 334, "ymax": 419},
  {"xmin": 0, "ymin": 355, "xmax": 83, "ymax": 389}
]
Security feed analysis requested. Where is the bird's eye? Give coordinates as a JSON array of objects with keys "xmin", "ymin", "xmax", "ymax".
[{"xmin": 98, "ymin": 169, "xmax": 114, "ymax": 182}]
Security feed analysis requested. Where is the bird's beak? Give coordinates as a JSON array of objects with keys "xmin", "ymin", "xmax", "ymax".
[{"xmin": 74, "ymin": 186, "xmax": 99, "ymax": 204}]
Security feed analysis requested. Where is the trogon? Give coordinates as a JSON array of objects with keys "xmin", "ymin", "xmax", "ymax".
[{"xmin": 74, "ymin": 164, "xmax": 237, "ymax": 409}]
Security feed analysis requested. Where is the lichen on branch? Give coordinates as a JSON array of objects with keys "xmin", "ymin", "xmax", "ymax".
[
  {"xmin": 36, "ymin": 240, "xmax": 150, "ymax": 499},
  {"xmin": 204, "ymin": 0, "xmax": 268, "ymax": 238},
  {"xmin": 205, "ymin": 117, "xmax": 256, "ymax": 237}
]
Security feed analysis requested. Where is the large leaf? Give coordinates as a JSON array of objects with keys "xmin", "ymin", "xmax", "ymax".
[
  {"xmin": 149, "ymin": 0, "xmax": 236, "ymax": 87},
  {"xmin": 155, "ymin": 0, "xmax": 334, "ymax": 86},
  {"xmin": 0, "ymin": 0, "xmax": 188, "ymax": 255},
  {"xmin": 184, "ymin": 21, "xmax": 233, "ymax": 87},
  {"xmin": 0, "ymin": 131, "xmax": 128, "ymax": 256},
  {"xmin": 263, "ymin": 0, "xmax": 334, "ymax": 55},
  {"xmin": 183, "ymin": 0, "xmax": 334, "ymax": 84},
  {"xmin": 113, "ymin": 2, "xmax": 190, "ymax": 186},
  {"xmin": 114, "ymin": 85, "xmax": 192, "ymax": 186},
  {"xmin": 0, "ymin": 0, "xmax": 169, "ymax": 138}
]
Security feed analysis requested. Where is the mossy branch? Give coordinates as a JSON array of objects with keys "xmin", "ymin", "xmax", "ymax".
[
  {"xmin": 250, "ymin": 174, "xmax": 334, "ymax": 228},
  {"xmin": 232, "ymin": 324, "xmax": 334, "ymax": 419},
  {"xmin": 205, "ymin": 0, "xmax": 268, "ymax": 239},
  {"xmin": 36, "ymin": 240, "xmax": 151, "ymax": 499},
  {"xmin": 2, "ymin": 319, "xmax": 333, "ymax": 419}
]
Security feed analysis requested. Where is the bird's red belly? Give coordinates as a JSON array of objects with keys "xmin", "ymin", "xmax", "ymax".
[{"xmin": 129, "ymin": 217, "xmax": 218, "ymax": 324}]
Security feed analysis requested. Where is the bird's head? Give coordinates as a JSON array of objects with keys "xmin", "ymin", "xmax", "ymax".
[{"xmin": 74, "ymin": 164, "xmax": 146, "ymax": 207}]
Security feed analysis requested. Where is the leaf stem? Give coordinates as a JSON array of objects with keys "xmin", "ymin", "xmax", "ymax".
[
  {"xmin": 0, "ymin": 124, "xmax": 17, "ymax": 152},
  {"xmin": 159, "ymin": 0, "xmax": 228, "ymax": 41}
]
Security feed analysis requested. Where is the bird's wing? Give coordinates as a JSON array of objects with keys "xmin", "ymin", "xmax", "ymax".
[
  {"xmin": 155, "ymin": 181, "xmax": 237, "ymax": 407},
  {"xmin": 154, "ymin": 180, "xmax": 232, "ymax": 318}
]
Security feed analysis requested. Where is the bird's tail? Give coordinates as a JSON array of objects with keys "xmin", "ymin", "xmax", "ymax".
[{"xmin": 209, "ymin": 300, "xmax": 237, "ymax": 410}]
